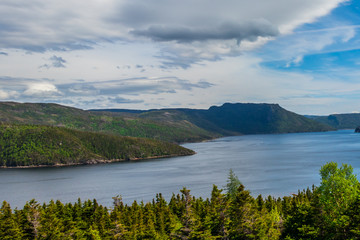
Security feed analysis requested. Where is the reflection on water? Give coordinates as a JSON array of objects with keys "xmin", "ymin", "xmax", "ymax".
[{"xmin": 1, "ymin": 130, "xmax": 360, "ymax": 208}]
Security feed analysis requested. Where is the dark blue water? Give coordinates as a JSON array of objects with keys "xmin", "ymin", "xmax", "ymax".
[{"xmin": 1, "ymin": 130, "xmax": 360, "ymax": 208}]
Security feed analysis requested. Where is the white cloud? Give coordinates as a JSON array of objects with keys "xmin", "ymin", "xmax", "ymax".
[
  {"xmin": 261, "ymin": 24, "xmax": 358, "ymax": 65},
  {"xmin": 0, "ymin": 89, "xmax": 9, "ymax": 99},
  {"xmin": 23, "ymin": 82, "xmax": 62, "ymax": 98}
]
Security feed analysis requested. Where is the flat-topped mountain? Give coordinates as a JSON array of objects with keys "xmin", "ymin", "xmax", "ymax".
[{"xmin": 97, "ymin": 103, "xmax": 334, "ymax": 135}]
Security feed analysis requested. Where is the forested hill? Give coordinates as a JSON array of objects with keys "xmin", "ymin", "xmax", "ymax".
[
  {"xmin": 98, "ymin": 103, "xmax": 334, "ymax": 135},
  {"xmin": 0, "ymin": 101, "xmax": 333, "ymax": 143},
  {"xmin": 0, "ymin": 102, "xmax": 218, "ymax": 143},
  {"xmin": 310, "ymin": 113, "xmax": 360, "ymax": 129},
  {"xmin": 0, "ymin": 124, "xmax": 194, "ymax": 167}
]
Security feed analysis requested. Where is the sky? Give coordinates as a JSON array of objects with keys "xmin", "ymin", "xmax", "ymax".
[{"xmin": 0, "ymin": 0, "xmax": 359, "ymax": 115}]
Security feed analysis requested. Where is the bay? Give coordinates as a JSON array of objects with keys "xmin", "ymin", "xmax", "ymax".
[{"xmin": 1, "ymin": 129, "xmax": 360, "ymax": 208}]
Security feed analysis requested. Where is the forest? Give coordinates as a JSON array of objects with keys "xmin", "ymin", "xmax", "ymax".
[
  {"xmin": 0, "ymin": 123, "xmax": 194, "ymax": 167},
  {"xmin": 1, "ymin": 162, "xmax": 359, "ymax": 239}
]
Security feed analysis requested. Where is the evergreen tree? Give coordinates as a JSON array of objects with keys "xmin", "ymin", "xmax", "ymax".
[
  {"xmin": 0, "ymin": 201, "xmax": 23, "ymax": 239},
  {"xmin": 225, "ymin": 169, "xmax": 242, "ymax": 199}
]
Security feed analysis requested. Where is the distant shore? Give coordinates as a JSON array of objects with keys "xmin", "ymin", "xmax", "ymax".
[{"xmin": 0, "ymin": 152, "xmax": 196, "ymax": 169}]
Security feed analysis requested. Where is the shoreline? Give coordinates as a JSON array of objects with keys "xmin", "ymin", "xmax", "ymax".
[{"xmin": 0, "ymin": 152, "xmax": 196, "ymax": 169}]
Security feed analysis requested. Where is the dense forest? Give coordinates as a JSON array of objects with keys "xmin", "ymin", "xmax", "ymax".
[
  {"xmin": 1, "ymin": 162, "xmax": 358, "ymax": 239},
  {"xmin": 0, "ymin": 123, "xmax": 194, "ymax": 167}
]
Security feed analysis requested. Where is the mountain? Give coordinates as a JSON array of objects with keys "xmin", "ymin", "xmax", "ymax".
[
  {"xmin": 311, "ymin": 113, "xmax": 360, "ymax": 129},
  {"xmin": 111, "ymin": 103, "xmax": 334, "ymax": 135},
  {"xmin": 0, "ymin": 123, "xmax": 195, "ymax": 167},
  {"xmin": 0, "ymin": 102, "xmax": 333, "ymax": 144}
]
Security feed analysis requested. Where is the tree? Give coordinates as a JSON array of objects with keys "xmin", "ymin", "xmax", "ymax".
[
  {"xmin": 225, "ymin": 169, "xmax": 242, "ymax": 199},
  {"xmin": 317, "ymin": 162, "xmax": 359, "ymax": 238},
  {"xmin": 0, "ymin": 201, "xmax": 23, "ymax": 239}
]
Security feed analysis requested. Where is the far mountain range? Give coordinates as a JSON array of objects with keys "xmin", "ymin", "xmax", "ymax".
[{"xmin": 306, "ymin": 114, "xmax": 360, "ymax": 130}]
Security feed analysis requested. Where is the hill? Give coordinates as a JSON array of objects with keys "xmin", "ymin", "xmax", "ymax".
[
  {"xmin": 0, "ymin": 102, "xmax": 218, "ymax": 143},
  {"xmin": 0, "ymin": 124, "xmax": 195, "ymax": 167},
  {"xmin": 0, "ymin": 102, "xmax": 333, "ymax": 143},
  {"xmin": 311, "ymin": 113, "xmax": 360, "ymax": 129},
  {"xmin": 114, "ymin": 103, "xmax": 334, "ymax": 135}
]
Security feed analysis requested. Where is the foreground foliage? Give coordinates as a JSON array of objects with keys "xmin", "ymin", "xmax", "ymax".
[
  {"xmin": 0, "ymin": 123, "xmax": 194, "ymax": 167},
  {"xmin": 1, "ymin": 162, "xmax": 359, "ymax": 239}
]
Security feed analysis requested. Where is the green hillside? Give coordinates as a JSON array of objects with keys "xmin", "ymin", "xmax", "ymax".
[
  {"xmin": 0, "ymin": 102, "xmax": 218, "ymax": 143},
  {"xmin": 0, "ymin": 102, "xmax": 333, "ymax": 144},
  {"xmin": 201, "ymin": 103, "xmax": 334, "ymax": 134},
  {"xmin": 311, "ymin": 113, "xmax": 360, "ymax": 129},
  {"xmin": 132, "ymin": 103, "xmax": 334, "ymax": 135},
  {"xmin": 0, "ymin": 124, "xmax": 195, "ymax": 167}
]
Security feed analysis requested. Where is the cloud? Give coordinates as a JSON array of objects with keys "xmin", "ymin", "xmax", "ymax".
[
  {"xmin": 40, "ymin": 55, "xmax": 67, "ymax": 69},
  {"xmin": 0, "ymin": 89, "xmax": 19, "ymax": 99},
  {"xmin": 59, "ymin": 77, "xmax": 214, "ymax": 97},
  {"xmin": 0, "ymin": 0, "xmax": 347, "ymax": 65},
  {"xmin": 260, "ymin": 24, "xmax": 359, "ymax": 68},
  {"xmin": 50, "ymin": 56, "xmax": 66, "ymax": 68},
  {"xmin": 0, "ymin": 52, "xmax": 8, "ymax": 56},
  {"xmin": 0, "ymin": 0, "xmax": 121, "ymax": 52},
  {"xmin": 118, "ymin": 0, "xmax": 347, "ymax": 66},
  {"xmin": 65, "ymin": 84, "xmax": 99, "ymax": 96},
  {"xmin": 131, "ymin": 20, "xmax": 279, "ymax": 43},
  {"xmin": 23, "ymin": 82, "xmax": 62, "ymax": 98},
  {"xmin": 111, "ymin": 96, "xmax": 144, "ymax": 104}
]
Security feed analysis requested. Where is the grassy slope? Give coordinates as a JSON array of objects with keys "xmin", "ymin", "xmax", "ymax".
[{"xmin": 0, "ymin": 124, "xmax": 195, "ymax": 167}]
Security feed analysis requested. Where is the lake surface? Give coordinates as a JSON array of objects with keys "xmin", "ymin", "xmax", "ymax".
[{"xmin": 1, "ymin": 130, "xmax": 360, "ymax": 208}]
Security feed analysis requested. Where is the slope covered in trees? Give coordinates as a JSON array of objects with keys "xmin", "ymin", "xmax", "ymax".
[
  {"xmin": 311, "ymin": 113, "xmax": 360, "ymax": 129},
  {"xmin": 0, "ymin": 162, "xmax": 359, "ymax": 239},
  {"xmin": 0, "ymin": 124, "xmax": 195, "ymax": 167},
  {"xmin": 0, "ymin": 102, "xmax": 218, "ymax": 143},
  {"xmin": 0, "ymin": 102, "xmax": 332, "ymax": 143},
  {"xmin": 95, "ymin": 103, "xmax": 334, "ymax": 135}
]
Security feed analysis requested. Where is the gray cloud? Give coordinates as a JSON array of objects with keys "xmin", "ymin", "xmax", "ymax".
[
  {"xmin": 131, "ymin": 20, "xmax": 279, "ymax": 43},
  {"xmin": 0, "ymin": 52, "xmax": 8, "ymax": 56},
  {"xmin": 50, "ymin": 56, "xmax": 66, "ymax": 68},
  {"xmin": 111, "ymin": 96, "xmax": 144, "ymax": 104},
  {"xmin": 40, "ymin": 55, "xmax": 67, "ymax": 69},
  {"xmin": 60, "ymin": 77, "xmax": 213, "ymax": 96}
]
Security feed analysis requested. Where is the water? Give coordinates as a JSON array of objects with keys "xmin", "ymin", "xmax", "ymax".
[{"xmin": 1, "ymin": 130, "xmax": 360, "ymax": 208}]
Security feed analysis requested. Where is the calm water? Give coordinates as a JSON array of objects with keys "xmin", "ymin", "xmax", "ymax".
[{"xmin": 1, "ymin": 130, "xmax": 360, "ymax": 208}]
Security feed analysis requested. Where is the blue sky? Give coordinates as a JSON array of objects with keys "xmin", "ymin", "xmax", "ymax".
[
  {"xmin": 0, "ymin": 0, "xmax": 358, "ymax": 115},
  {"xmin": 262, "ymin": 2, "xmax": 360, "ymax": 74}
]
